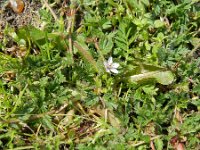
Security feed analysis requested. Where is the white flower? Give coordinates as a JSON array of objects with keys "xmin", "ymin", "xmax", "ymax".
[{"xmin": 104, "ymin": 57, "xmax": 120, "ymax": 74}]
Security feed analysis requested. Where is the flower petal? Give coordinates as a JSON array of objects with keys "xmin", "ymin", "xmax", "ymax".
[
  {"xmin": 105, "ymin": 68, "xmax": 111, "ymax": 73},
  {"xmin": 110, "ymin": 68, "xmax": 119, "ymax": 74},
  {"xmin": 111, "ymin": 63, "xmax": 119, "ymax": 68},
  {"xmin": 103, "ymin": 61, "xmax": 108, "ymax": 67},
  {"xmin": 107, "ymin": 57, "xmax": 113, "ymax": 65}
]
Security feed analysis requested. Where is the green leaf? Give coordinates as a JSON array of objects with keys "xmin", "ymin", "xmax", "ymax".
[
  {"xmin": 28, "ymin": 26, "xmax": 46, "ymax": 42},
  {"xmin": 129, "ymin": 70, "xmax": 174, "ymax": 85},
  {"xmin": 106, "ymin": 0, "xmax": 118, "ymax": 7},
  {"xmin": 154, "ymin": 20, "xmax": 165, "ymax": 28},
  {"xmin": 122, "ymin": 62, "xmax": 174, "ymax": 85},
  {"xmin": 99, "ymin": 36, "xmax": 113, "ymax": 55},
  {"xmin": 102, "ymin": 21, "xmax": 112, "ymax": 29},
  {"xmin": 193, "ymin": 84, "xmax": 200, "ymax": 94},
  {"xmin": 154, "ymin": 138, "xmax": 164, "ymax": 150},
  {"xmin": 41, "ymin": 115, "xmax": 55, "ymax": 131}
]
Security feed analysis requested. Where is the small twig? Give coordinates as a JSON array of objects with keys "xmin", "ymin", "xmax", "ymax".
[
  {"xmin": 128, "ymin": 135, "xmax": 162, "ymax": 147},
  {"xmin": 35, "ymin": 124, "xmax": 42, "ymax": 136},
  {"xmin": 67, "ymin": 8, "xmax": 76, "ymax": 54},
  {"xmin": 150, "ymin": 141, "xmax": 156, "ymax": 150},
  {"xmin": 68, "ymin": 34, "xmax": 73, "ymax": 54},
  {"xmin": 76, "ymin": 102, "xmax": 87, "ymax": 115},
  {"xmin": 67, "ymin": 13, "xmax": 73, "ymax": 54},
  {"xmin": 19, "ymin": 122, "xmax": 35, "ymax": 134},
  {"xmin": 55, "ymin": 102, "xmax": 69, "ymax": 114},
  {"xmin": 29, "ymin": 110, "xmax": 56, "ymax": 121},
  {"xmin": 7, "ymin": 146, "xmax": 34, "ymax": 150},
  {"xmin": 42, "ymin": 0, "xmax": 58, "ymax": 21}
]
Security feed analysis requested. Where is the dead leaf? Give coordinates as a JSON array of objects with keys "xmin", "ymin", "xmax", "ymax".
[
  {"xmin": 176, "ymin": 143, "xmax": 185, "ymax": 150},
  {"xmin": 89, "ymin": 106, "xmax": 121, "ymax": 128}
]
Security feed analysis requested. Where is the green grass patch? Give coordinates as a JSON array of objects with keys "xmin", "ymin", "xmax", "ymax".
[{"xmin": 0, "ymin": 0, "xmax": 200, "ymax": 149}]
